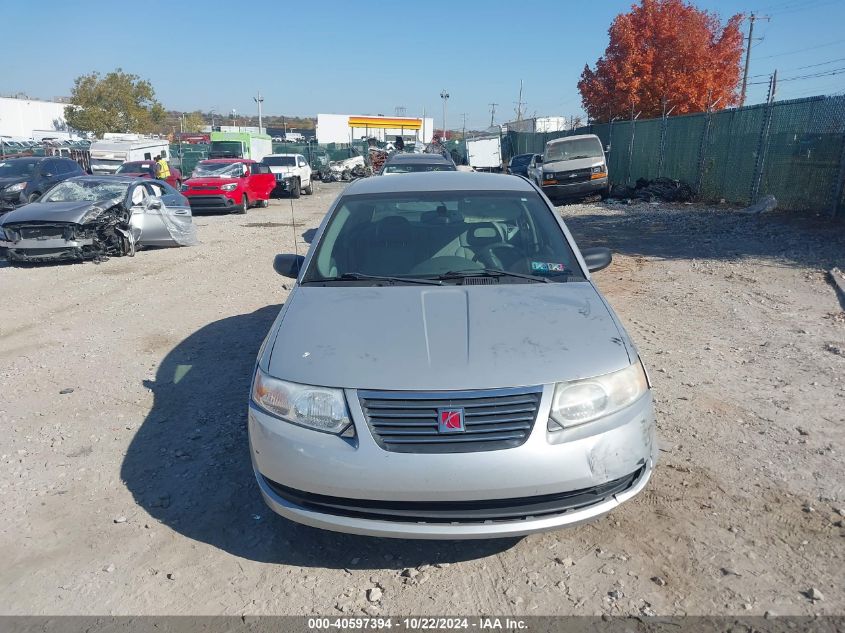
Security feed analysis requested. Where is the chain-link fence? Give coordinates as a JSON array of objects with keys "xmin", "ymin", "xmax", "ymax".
[{"xmin": 506, "ymin": 94, "xmax": 845, "ymax": 216}]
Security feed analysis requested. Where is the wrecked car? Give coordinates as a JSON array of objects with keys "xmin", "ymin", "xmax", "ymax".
[
  {"xmin": 250, "ymin": 171, "xmax": 656, "ymax": 539},
  {"xmin": 0, "ymin": 176, "xmax": 197, "ymax": 263}
]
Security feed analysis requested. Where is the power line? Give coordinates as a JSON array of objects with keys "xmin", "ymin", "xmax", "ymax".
[
  {"xmin": 748, "ymin": 67, "xmax": 845, "ymax": 85},
  {"xmin": 749, "ymin": 55, "xmax": 845, "ymax": 78},
  {"xmin": 756, "ymin": 38, "xmax": 845, "ymax": 60}
]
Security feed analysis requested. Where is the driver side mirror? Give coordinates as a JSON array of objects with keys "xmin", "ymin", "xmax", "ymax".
[
  {"xmin": 273, "ymin": 253, "xmax": 305, "ymax": 279},
  {"xmin": 581, "ymin": 247, "xmax": 612, "ymax": 273},
  {"xmin": 146, "ymin": 198, "xmax": 162, "ymax": 210}
]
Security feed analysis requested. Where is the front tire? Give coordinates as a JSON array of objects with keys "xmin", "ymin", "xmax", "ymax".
[
  {"xmin": 237, "ymin": 194, "xmax": 248, "ymax": 214},
  {"xmin": 303, "ymin": 179, "xmax": 313, "ymax": 195},
  {"xmin": 290, "ymin": 178, "xmax": 301, "ymax": 199},
  {"xmin": 28, "ymin": 192, "xmax": 40, "ymax": 203}
]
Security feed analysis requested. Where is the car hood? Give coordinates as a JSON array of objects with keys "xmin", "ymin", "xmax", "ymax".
[
  {"xmin": 185, "ymin": 177, "xmax": 239, "ymax": 187},
  {"xmin": 0, "ymin": 198, "xmax": 119, "ymax": 225},
  {"xmin": 543, "ymin": 156, "xmax": 604, "ymax": 172},
  {"xmin": 266, "ymin": 283, "xmax": 632, "ymax": 391}
]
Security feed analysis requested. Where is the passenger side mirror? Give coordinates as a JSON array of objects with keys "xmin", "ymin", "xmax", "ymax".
[
  {"xmin": 581, "ymin": 247, "xmax": 613, "ymax": 273},
  {"xmin": 605, "ymin": 146, "xmax": 611, "ymax": 153},
  {"xmin": 273, "ymin": 253, "xmax": 305, "ymax": 279}
]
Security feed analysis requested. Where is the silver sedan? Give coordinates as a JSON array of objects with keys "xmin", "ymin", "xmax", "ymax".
[{"xmin": 250, "ymin": 172, "xmax": 656, "ymax": 539}]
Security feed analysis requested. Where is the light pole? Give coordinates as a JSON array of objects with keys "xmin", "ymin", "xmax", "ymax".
[
  {"xmin": 254, "ymin": 92, "xmax": 264, "ymax": 134},
  {"xmin": 439, "ymin": 90, "xmax": 449, "ymax": 139},
  {"xmin": 231, "ymin": 109, "xmax": 237, "ymax": 129},
  {"xmin": 210, "ymin": 108, "xmax": 216, "ymax": 130}
]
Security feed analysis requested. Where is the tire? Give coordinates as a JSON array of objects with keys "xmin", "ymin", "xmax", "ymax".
[
  {"xmin": 290, "ymin": 178, "xmax": 301, "ymax": 199},
  {"xmin": 28, "ymin": 192, "xmax": 40, "ymax": 203},
  {"xmin": 259, "ymin": 198, "xmax": 269, "ymax": 208},
  {"xmin": 303, "ymin": 178, "xmax": 313, "ymax": 195},
  {"xmin": 237, "ymin": 194, "xmax": 248, "ymax": 214}
]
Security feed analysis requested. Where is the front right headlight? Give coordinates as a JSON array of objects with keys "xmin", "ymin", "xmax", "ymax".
[
  {"xmin": 221, "ymin": 183, "xmax": 238, "ymax": 191},
  {"xmin": 251, "ymin": 366, "xmax": 353, "ymax": 436},
  {"xmin": 549, "ymin": 360, "xmax": 649, "ymax": 429},
  {"xmin": 6, "ymin": 182, "xmax": 26, "ymax": 193}
]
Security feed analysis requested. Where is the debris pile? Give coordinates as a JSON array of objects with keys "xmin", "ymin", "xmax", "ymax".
[{"xmin": 612, "ymin": 177, "xmax": 695, "ymax": 202}]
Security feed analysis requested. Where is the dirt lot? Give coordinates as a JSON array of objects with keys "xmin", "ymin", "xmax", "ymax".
[{"xmin": 1, "ymin": 182, "xmax": 843, "ymax": 616}]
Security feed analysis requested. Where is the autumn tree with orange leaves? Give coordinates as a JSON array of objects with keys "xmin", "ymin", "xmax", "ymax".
[{"xmin": 578, "ymin": 0, "xmax": 744, "ymax": 122}]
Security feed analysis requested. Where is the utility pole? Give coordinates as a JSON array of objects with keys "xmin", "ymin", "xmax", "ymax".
[
  {"xmin": 488, "ymin": 102, "xmax": 498, "ymax": 127},
  {"xmin": 460, "ymin": 113, "xmax": 468, "ymax": 141},
  {"xmin": 440, "ymin": 90, "xmax": 450, "ymax": 139},
  {"xmin": 740, "ymin": 13, "xmax": 770, "ymax": 107},
  {"xmin": 516, "ymin": 80, "xmax": 525, "ymax": 121},
  {"xmin": 231, "ymin": 109, "xmax": 237, "ymax": 128},
  {"xmin": 254, "ymin": 92, "xmax": 264, "ymax": 134}
]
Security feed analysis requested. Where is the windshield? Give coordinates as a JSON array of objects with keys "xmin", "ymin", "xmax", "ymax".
[
  {"xmin": 544, "ymin": 138, "xmax": 604, "ymax": 162},
  {"xmin": 41, "ymin": 179, "xmax": 129, "ymax": 203},
  {"xmin": 192, "ymin": 161, "xmax": 244, "ymax": 178},
  {"xmin": 116, "ymin": 162, "xmax": 155, "ymax": 175},
  {"xmin": 0, "ymin": 159, "xmax": 38, "ymax": 177},
  {"xmin": 384, "ymin": 163, "xmax": 457, "ymax": 174},
  {"xmin": 209, "ymin": 141, "xmax": 244, "ymax": 157},
  {"xmin": 262, "ymin": 156, "xmax": 296, "ymax": 167},
  {"xmin": 303, "ymin": 191, "xmax": 581, "ymax": 284}
]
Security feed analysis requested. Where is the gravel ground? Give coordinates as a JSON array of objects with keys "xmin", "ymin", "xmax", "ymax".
[{"xmin": 1, "ymin": 182, "xmax": 843, "ymax": 616}]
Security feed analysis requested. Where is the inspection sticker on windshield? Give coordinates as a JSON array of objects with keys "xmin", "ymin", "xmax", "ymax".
[{"xmin": 532, "ymin": 262, "xmax": 565, "ymax": 273}]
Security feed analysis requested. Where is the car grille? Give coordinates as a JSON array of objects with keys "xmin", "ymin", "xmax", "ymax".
[
  {"xmin": 550, "ymin": 168, "xmax": 593, "ymax": 183},
  {"xmin": 263, "ymin": 467, "xmax": 644, "ymax": 523},
  {"xmin": 359, "ymin": 387, "xmax": 542, "ymax": 453},
  {"xmin": 9, "ymin": 225, "xmax": 69, "ymax": 240},
  {"xmin": 190, "ymin": 185, "xmax": 218, "ymax": 191}
]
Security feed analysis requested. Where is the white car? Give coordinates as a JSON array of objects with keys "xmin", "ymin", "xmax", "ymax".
[{"xmin": 261, "ymin": 154, "xmax": 313, "ymax": 198}]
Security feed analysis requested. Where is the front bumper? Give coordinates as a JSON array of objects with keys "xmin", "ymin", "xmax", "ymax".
[
  {"xmin": 185, "ymin": 194, "xmax": 241, "ymax": 213},
  {"xmin": 250, "ymin": 386, "xmax": 656, "ymax": 539},
  {"xmin": 542, "ymin": 177, "xmax": 608, "ymax": 199}
]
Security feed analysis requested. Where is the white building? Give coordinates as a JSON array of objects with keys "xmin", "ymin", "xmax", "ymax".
[
  {"xmin": 316, "ymin": 114, "xmax": 434, "ymax": 145},
  {"xmin": 0, "ymin": 96, "xmax": 73, "ymax": 139}
]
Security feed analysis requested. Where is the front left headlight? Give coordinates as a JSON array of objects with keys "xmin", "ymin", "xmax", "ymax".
[
  {"xmin": 251, "ymin": 366, "xmax": 353, "ymax": 436},
  {"xmin": 221, "ymin": 183, "xmax": 238, "ymax": 191},
  {"xmin": 549, "ymin": 361, "xmax": 649, "ymax": 429},
  {"xmin": 6, "ymin": 182, "xmax": 26, "ymax": 193}
]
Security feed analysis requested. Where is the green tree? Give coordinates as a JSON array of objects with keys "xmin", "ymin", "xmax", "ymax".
[
  {"xmin": 64, "ymin": 69, "xmax": 165, "ymax": 137},
  {"xmin": 182, "ymin": 111, "xmax": 206, "ymax": 133}
]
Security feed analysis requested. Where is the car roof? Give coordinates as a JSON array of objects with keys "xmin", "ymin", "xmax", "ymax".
[
  {"xmin": 385, "ymin": 153, "xmax": 453, "ymax": 164},
  {"xmin": 264, "ymin": 153, "xmax": 299, "ymax": 158},
  {"xmin": 344, "ymin": 171, "xmax": 536, "ymax": 195},
  {"xmin": 547, "ymin": 134, "xmax": 601, "ymax": 144}
]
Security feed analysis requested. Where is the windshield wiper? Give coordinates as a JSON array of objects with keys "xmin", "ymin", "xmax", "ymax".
[
  {"xmin": 319, "ymin": 272, "xmax": 442, "ymax": 286},
  {"xmin": 436, "ymin": 268, "xmax": 554, "ymax": 283}
]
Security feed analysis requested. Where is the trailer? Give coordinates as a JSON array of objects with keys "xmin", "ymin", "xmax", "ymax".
[
  {"xmin": 466, "ymin": 135, "xmax": 502, "ymax": 171},
  {"xmin": 89, "ymin": 138, "xmax": 170, "ymax": 174}
]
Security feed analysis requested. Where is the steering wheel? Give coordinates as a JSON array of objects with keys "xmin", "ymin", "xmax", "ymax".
[{"xmin": 475, "ymin": 243, "xmax": 520, "ymax": 269}]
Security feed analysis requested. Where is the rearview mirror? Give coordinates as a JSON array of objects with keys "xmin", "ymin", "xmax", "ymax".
[
  {"xmin": 581, "ymin": 247, "xmax": 612, "ymax": 273},
  {"xmin": 273, "ymin": 253, "xmax": 305, "ymax": 279}
]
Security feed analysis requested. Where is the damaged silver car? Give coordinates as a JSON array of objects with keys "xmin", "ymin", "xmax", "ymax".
[{"xmin": 0, "ymin": 176, "xmax": 197, "ymax": 263}]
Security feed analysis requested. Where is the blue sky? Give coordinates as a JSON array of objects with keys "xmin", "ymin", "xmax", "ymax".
[{"xmin": 2, "ymin": 0, "xmax": 843, "ymax": 128}]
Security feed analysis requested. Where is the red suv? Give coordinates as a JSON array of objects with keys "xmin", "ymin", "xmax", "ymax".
[{"xmin": 180, "ymin": 159, "xmax": 275, "ymax": 214}]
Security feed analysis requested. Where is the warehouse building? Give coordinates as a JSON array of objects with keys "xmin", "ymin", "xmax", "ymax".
[
  {"xmin": 0, "ymin": 96, "xmax": 75, "ymax": 139},
  {"xmin": 316, "ymin": 114, "xmax": 435, "ymax": 145}
]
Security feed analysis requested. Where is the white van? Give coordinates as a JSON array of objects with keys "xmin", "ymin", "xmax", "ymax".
[{"xmin": 89, "ymin": 139, "xmax": 170, "ymax": 175}]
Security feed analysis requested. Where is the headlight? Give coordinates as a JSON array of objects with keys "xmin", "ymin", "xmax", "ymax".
[
  {"xmin": 549, "ymin": 361, "xmax": 649, "ymax": 429},
  {"xmin": 6, "ymin": 182, "xmax": 26, "ymax": 193},
  {"xmin": 251, "ymin": 367, "xmax": 353, "ymax": 435},
  {"xmin": 591, "ymin": 165, "xmax": 605, "ymax": 173},
  {"xmin": 221, "ymin": 183, "xmax": 237, "ymax": 191},
  {"xmin": 543, "ymin": 171, "xmax": 555, "ymax": 178}
]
